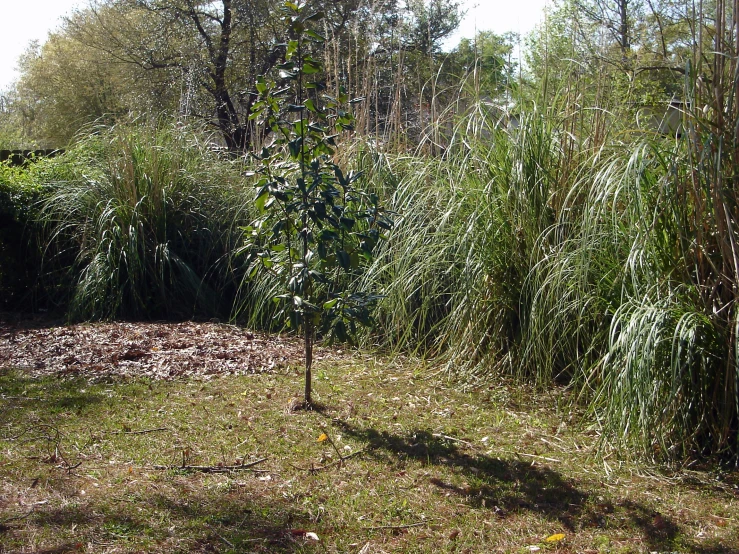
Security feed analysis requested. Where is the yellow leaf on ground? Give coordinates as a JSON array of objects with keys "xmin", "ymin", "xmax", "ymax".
[
  {"xmin": 317, "ymin": 433, "xmax": 328, "ymax": 442},
  {"xmin": 545, "ymin": 533, "xmax": 565, "ymax": 542}
]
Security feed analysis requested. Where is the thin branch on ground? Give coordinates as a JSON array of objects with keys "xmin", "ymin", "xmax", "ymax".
[
  {"xmin": 432, "ymin": 433, "xmax": 474, "ymax": 447},
  {"xmin": 109, "ymin": 427, "xmax": 169, "ymax": 435},
  {"xmin": 364, "ymin": 520, "xmax": 432, "ymax": 531},
  {"xmin": 320, "ymin": 427, "xmax": 346, "ymax": 466},
  {"xmin": 0, "ymin": 508, "xmax": 36, "ymax": 526},
  {"xmin": 289, "ymin": 448, "xmax": 366, "ymax": 472},
  {"xmin": 153, "ymin": 457, "xmax": 268, "ymax": 473}
]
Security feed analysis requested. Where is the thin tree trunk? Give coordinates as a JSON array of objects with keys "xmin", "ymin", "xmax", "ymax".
[{"xmin": 304, "ymin": 319, "xmax": 313, "ymax": 405}]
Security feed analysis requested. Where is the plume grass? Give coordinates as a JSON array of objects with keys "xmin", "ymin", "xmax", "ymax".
[{"xmin": 38, "ymin": 120, "xmax": 247, "ymax": 320}]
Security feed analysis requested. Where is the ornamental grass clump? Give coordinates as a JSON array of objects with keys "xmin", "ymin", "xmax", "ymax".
[
  {"xmin": 362, "ymin": 104, "xmax": 560, "ymax": 375},
  {"xmin": 39, "ymin": 121, "xmax": 246, "ymax": 320}
]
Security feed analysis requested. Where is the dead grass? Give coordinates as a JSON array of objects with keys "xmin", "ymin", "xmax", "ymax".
[{"xmin": 1, "ymin": 327, "xmax": 738, "ymax": 553}]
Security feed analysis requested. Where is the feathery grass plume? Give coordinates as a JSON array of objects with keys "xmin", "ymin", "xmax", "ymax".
[
  {"xmin": 523, "ymin": 131, "xmax": 738, "ymax": 460},
  {"xmin": 38, "ymin": 119, "xmax": 247, "ymax": 320},
  {"xmin": 360, "ymin": 100, "xmax": 560, "ymax": 374}
]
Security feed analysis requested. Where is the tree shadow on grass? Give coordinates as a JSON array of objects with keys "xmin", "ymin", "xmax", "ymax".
[
  {"xmin": 335, "ymin": 424, "xmax": 586, "ymax": 527},
  {"xmin": 0, "ymin": 373, "xmax": 105, "ymax": 436},
  {"xmin": 3, "ymin": 483, "xmax": 316, "ymax": 553},
  {"xmin": 333, "ymin": 421, "xmax": 714, "ymax": 553}
]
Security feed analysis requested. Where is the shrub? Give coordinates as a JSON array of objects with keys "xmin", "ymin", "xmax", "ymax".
[{"xmin": 0, "ymin": 162, "xmax": 50, "ymax": 310}]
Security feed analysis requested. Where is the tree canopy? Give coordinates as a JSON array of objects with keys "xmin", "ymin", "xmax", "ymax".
[{"xmin": 3, "ymin": 0, "xmax": 468, "ymax": 150}]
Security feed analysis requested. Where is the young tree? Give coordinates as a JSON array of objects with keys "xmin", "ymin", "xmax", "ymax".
[{"xmin": 247, "ymin": 2, "xmax": 392, "ymax": 406}]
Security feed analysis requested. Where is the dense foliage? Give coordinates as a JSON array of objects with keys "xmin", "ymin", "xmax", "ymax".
[
  {"xmin": 0, "ymin": 163, "xmax": 46, "ymax": 309},
  {"xmin": 32, "ymin": 122, "xmax": 248, "ymax": 320}
]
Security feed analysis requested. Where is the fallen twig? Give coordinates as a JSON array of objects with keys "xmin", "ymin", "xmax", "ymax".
[
  {"xmin": 365, "ymin": 520, "xmax": 430, "ymax": 531},
  {"xmin": 153, "ymin": 457, "xmax": 268, "ymax": 473},
  {"xmin": 432, "ymin": 433, "xmax": 474, "ymax": 447},
  {"xmin": 6, "ymin": 423, "xmax": 60, "ymax": 442},
  {"xmin": 289, "ymin": 449, "xmax": 366, "ymax": 472},
  {"xmin": 0, "ymin": 509, "xmax": 36, "ymax": 526},
  {"xmin": 320, "ymin": 427, "xmax": 345, "ymax": 466},
  {"xmin": 109, "ymin": 427, "xmax": 169, "ymax": 435},
  {"xmin": 210, "ymin": 528, "xmax": 234, "ymax": 548},
  {"xmin": 515, "ymin": 452, "xmax": 562, "ymax": 463}
]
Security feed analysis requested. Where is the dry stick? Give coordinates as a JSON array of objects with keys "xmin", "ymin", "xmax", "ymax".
[
  {"xmin": 0, "ymin": 506, "xmax": 40, "ymax": 525},
  {"xmin": 514, "ymin": 452, "xmax": 562, "ymax": 463},
  {"xmin": 6, "ymin": 423, "xmax": 60, "ymax": 441},
  {"xmin": 109, "ymin": 427, "xmax": 169, "ymax": 435},
  {"xmin": 10, "ymin": 424, "xmax": 80, "ymax": 472},
  {"xmin": 431, "ymin": 433, "xmax": 474, "ymax": 447},
  {"xmin": 365, "ymin": 520, "xmax": 431, "ymax": 531},
  {"xmin": 210, "ymin": 527, "xmax": 234, "ymax": 548},
  {"xmin": 153, "ymin": 457, "xmax": 268, "ymax": 473},
  {"xmin": 320, "ymin": 428, "xmax": 345, "ymax": 466}
]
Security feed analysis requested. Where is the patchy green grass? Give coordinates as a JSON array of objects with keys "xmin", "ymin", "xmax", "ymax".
[{"xmin": 1, "ymin": 357, "xmax": 738, "ymax": 553}]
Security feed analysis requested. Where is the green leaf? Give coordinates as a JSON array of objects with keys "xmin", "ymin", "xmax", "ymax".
[
  {"xmin": 334, "ymin": 166, "xmax": 347, "ymax": 186},
  {"xmin": 305, "ymin": 29, "xmax": 326, "ymax": 42},
  {"xmin": 303, "ymin": 11, "xmax": 325, "ymax": 22},
  {"xmin": 288, "ymin": 138, "xmax": 303, "ymax": 158},
  {"xmin": 323, "ymin": 298, "xmax": 339, "ymax": 310},
  {"xmin": 347, "ymin": 170, "xmax": 363, "ymax": 184},
  {"xmin": 286, "ymin": 40, "xmax": 299, "ymax": 60},
  {"xmin": 333, "ymin": 319, "xmax": 348, "ymax": 342},
  {"xmin": 255, "ymin": 190, "xmax": 268, "ymax": 213},
  {"xmin": 302, "ymin": 58, "xmax": 322, "ymax": 74}
]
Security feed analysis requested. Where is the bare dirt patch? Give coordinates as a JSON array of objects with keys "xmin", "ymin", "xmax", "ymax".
[{"xmin": 0, "ymin": 313, "xmax": 346, "ymax": 381}]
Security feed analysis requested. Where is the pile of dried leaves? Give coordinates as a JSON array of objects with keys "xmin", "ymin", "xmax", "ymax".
[{"xmin": 0, "ymin": 314, "xmax": 345, "ymax": 381}]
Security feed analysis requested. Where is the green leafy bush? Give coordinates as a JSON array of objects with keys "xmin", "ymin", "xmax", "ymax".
[{"xmin": 0, "ymin": 162, "xmax": 50, "ymax": 309}]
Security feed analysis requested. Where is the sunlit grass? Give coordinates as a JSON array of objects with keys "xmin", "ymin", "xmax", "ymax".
[{"xmin": 1, "ymin": 360, "xmax": 737, "ymax": 553}]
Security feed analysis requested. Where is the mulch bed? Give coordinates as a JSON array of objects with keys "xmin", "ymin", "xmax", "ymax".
[{"xmin": 0, "ymin": 313, "xmax": 346, "ymax": 381}]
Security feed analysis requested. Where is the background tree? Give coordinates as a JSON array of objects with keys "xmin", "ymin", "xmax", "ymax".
[
  {"xmin": 0, "ymin": 86, "xmax": 37, "ymax": 149},
  {"xmin": 64, "ymin": 0, "xmax": 280, "ymax": 151},
  {"xmin": 14, "ymin": 34, "xmax": 128, "ymax": 147},
  {"xmin": 5, "ymin": 0, "xmax": 463, "ymax": 151}
]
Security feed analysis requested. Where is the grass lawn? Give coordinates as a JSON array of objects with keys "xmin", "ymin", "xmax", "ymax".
[{"xmin": 1, "ymin": 345, "xmax": 738, "ymax": 553}]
